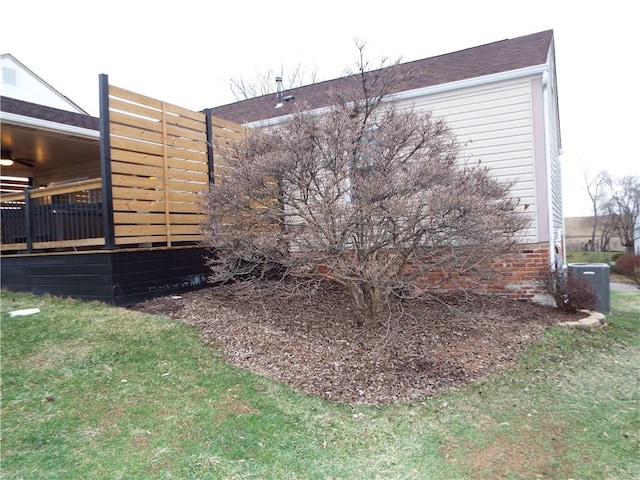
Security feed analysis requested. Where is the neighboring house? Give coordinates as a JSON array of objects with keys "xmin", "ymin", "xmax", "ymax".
[
  {"xmin": 1, "ymin": 53, "xmax": 101, "ymax": 193},
  {"xmin": 564, "ymin": 215, "xmax": 624, "ymax": 252},
  {"xmin": 1, "ymin": 53, "xmax": 88, "ymax": 114},
  {"xmin": 0, "ymin": 30, "xmax": 566, "ymax": 303},
  {"xmin": 209, "ymin": 30, "xmax": 563, "ymax": 299}
]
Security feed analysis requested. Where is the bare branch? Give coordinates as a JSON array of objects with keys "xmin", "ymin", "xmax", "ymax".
[
  {"xmin": 583, "ymin": 170, "xmax": 610, "ymax": 251},
  {"xmin": 229, "ymin": 63, "xmax": 320, "ymax": 101},
  {"xmin": 205, "ymin": 45, "xmax": 529, "ymax": 331},
  {"xmin": 602, "ymin": 174, "xmax": 640, "ymax": 253}
]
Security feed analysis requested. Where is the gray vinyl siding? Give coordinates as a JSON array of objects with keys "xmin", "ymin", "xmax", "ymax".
[
  {"xmin": 547, "ymin": 55, "xmax": 563, "ymax": 236},
  {"xmin": 395, "ymin": 77, "xmax": 539, "ymax": 242}
]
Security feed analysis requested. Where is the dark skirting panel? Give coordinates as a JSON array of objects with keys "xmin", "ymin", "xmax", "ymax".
[{"xmin": 0, "ymin": 247, "xmax": 213, "ymax": 306}]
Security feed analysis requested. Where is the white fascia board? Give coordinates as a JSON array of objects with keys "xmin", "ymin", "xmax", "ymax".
[
  {"xmin": 389, "ymin": 64, "xmax": 549, "ymax": 102},
  {"xmin": 246, "ymin": 64, "xmax": 550, "ymax": 129},
  {"xmin": 246, "ymin": 105, "xmax": 332, "ymax": 129},
  {"xmin": 0, "ymin": 111, "xmax": 99, "ymax": 139}
]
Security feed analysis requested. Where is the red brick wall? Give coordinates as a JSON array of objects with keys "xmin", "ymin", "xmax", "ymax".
[
  {"xmin": 416, "ymin": 243, "xmax": 551, "ymax": 300},
  {"xmin": 317, "ymin": 243, "xmax": 552, "ymax": 302}
]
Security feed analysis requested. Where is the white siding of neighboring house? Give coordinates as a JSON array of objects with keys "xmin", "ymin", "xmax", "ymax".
[
  {"xmin": 1, "ymin": 54, "xmax": 86, "ymax": 114},
  {"xmin": 395, "ymin": 76, "xmax": 540, "ymax": 243}
]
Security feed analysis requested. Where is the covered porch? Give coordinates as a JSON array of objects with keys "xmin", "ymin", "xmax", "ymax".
[{"xmin": 0, "ymin": 77, "xmax": 245, "ymax": 304}]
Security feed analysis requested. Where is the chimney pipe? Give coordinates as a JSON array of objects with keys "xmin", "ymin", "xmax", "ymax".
[{"xmin": 275, "ymin": 76, "xmax": 284, "ymax": 104}]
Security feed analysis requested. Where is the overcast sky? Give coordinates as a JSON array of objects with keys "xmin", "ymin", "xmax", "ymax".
[{"xmin": 1, "ymin": 0, "xmax": 638, "ymax": 217}]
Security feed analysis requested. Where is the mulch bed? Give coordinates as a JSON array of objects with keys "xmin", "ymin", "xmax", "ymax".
[{"xmin": 131, "ymin": 282, "xmax": 583, "ymax": 405}]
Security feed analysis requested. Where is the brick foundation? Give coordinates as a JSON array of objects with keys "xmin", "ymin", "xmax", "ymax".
[{"xmin": 416, "ymin": 242, "xmax": 552, "ymax": 301}]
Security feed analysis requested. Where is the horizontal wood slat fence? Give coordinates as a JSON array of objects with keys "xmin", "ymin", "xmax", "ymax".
[
  {"xmin": 0, "ymin": 78, "xmax": 247, "ymax": 254},
  {"xmin": 107, "ymin": 84, "xmax": 247, "ymax": 247},
  {"xmin": 210, "ymin": 115, "xmax": 247, "ymax": 185},
  {"xmin": 108, "ymin": 85, "xmax": 207, "ymax": 246}
]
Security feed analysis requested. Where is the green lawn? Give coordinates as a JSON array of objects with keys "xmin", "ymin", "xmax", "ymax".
[
  {"xmin": 1, "ymin": 289, "xmax": 638, "ymax": 479},
  {"xmin": 566, "ymin": 249, "xmax": 622, "ymax": 264}
]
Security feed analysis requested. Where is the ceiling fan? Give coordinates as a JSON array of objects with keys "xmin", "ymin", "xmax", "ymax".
[{"xmin": 0, "ymin": 150, "xmax": 36, "ymax": 168}]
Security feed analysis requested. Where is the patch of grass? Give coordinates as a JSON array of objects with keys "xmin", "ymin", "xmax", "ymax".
[
  {"xmin": 566, "ymin": 249, "xmax": 621, "ymax": 264},
  {"xmin": 437, "ymin": 290, "xmax": 640, "ymax": 479},
  {"xmin": 0, "ymin": 292, "xmax": 455, "ymax": 479},
  {"xmin": 1, "ymin": 289, "xmax": 638, "ymax": 479}
]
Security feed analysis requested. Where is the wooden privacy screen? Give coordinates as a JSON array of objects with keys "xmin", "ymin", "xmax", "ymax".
[
  {"xmin": 210, "ymin": 114, "xmax": 247, "ymax": 185},
  {"xmin": 107, "ymin": 85, "xmax": 246, "ymax": 247},
  {"xmin": 109, "ymin": 85, "xmax": 208, "ymax": 246}
]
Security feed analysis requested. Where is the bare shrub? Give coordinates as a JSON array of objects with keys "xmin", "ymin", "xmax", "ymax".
[
  {"xmin": 615, "ymin": 254, "xmax": 640, "ymax": 288},
  {"xmin": 202, "ymin": 45, "xmax": 529, "ymax": 329},
  {"xmin": 538, "ymin": 267, "xmax": 597, "ymax": 313}
]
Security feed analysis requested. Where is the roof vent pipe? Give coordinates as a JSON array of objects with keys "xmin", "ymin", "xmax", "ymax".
[
  {"xmin": 275, "ymin": 76, "xmax": 294, "ymax": 108},
  {"xmin": 276, "ymin": 76, "xmax": 284, "ymax": 104}
]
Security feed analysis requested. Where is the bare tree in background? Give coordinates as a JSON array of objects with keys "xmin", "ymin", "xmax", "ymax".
[
  {"xmin": 203, "ymin": 45, "xmax": 529, "ymax": 330},
  {"xmin": 229, "ymin": 63, "xmax": 319, "ymax": 101},
  {"xmin": 583, "ymin": 170, "xmax": 609, "ymax": 251},
  {"xmin": 603, "ymin": 175, "xmax": 640, "ymax": 254},
  {"xmin": 598, "ymin": 215, "xmax": 614, "ymax": 252}
]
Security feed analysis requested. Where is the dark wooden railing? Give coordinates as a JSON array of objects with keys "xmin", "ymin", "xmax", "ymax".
[{"xmin": 0, "ymin": 179, "xmax": 105, "ymax": 253}]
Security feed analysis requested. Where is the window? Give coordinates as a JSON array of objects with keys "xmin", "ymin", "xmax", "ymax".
[{"xmin": 2, "ymin": 66, "xmax": 16, "ymax": 86}]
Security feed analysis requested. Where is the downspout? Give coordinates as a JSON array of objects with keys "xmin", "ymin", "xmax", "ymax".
[
  {"xmin": 559, "ymin": 154, "xmax": 567, "ymax": 268},
  {"xmin": 542, "ymin": 69, "xmax": 555, "ymax": 267}
]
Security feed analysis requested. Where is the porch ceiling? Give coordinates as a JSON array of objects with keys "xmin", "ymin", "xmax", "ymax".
[{"xmin": 1, "ymin": 122, "xmax": 100, "ymax": 179}]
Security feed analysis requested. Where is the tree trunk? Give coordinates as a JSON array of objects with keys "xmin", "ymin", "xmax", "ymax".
[{"xmin": 352, "ymin": 283, "xmax": 382, "ymax": 330}]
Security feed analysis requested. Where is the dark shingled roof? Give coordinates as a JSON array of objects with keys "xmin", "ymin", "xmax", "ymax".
[
  {"xmin": 0, "ymin": 96, "xmax": 99, "ymax": 131},
  {"xmin": 209, "ymin": 30, "xmax": 553, "ymax": 125}
]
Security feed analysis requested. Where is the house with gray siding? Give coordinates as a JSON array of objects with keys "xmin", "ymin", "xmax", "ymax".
[
  {"xmin": 1, "ymin": 32, "xmax": 564, "ymax": 303},
  {"xmin": 209, "ymin": 30, "xmax": 565, "ymax": 284}
]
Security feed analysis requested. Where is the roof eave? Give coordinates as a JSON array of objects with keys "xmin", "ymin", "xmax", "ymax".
[
  {"xmin": 0, "ymin": 111, "xmax": 100, "ymax": 139},
  {"xmin": 391, "ymin": 63, "xmax": 549, "ymax": 102},
  {"xmin": 245, "ymin": 63, "xmax": 550, "ymax": 129}
]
